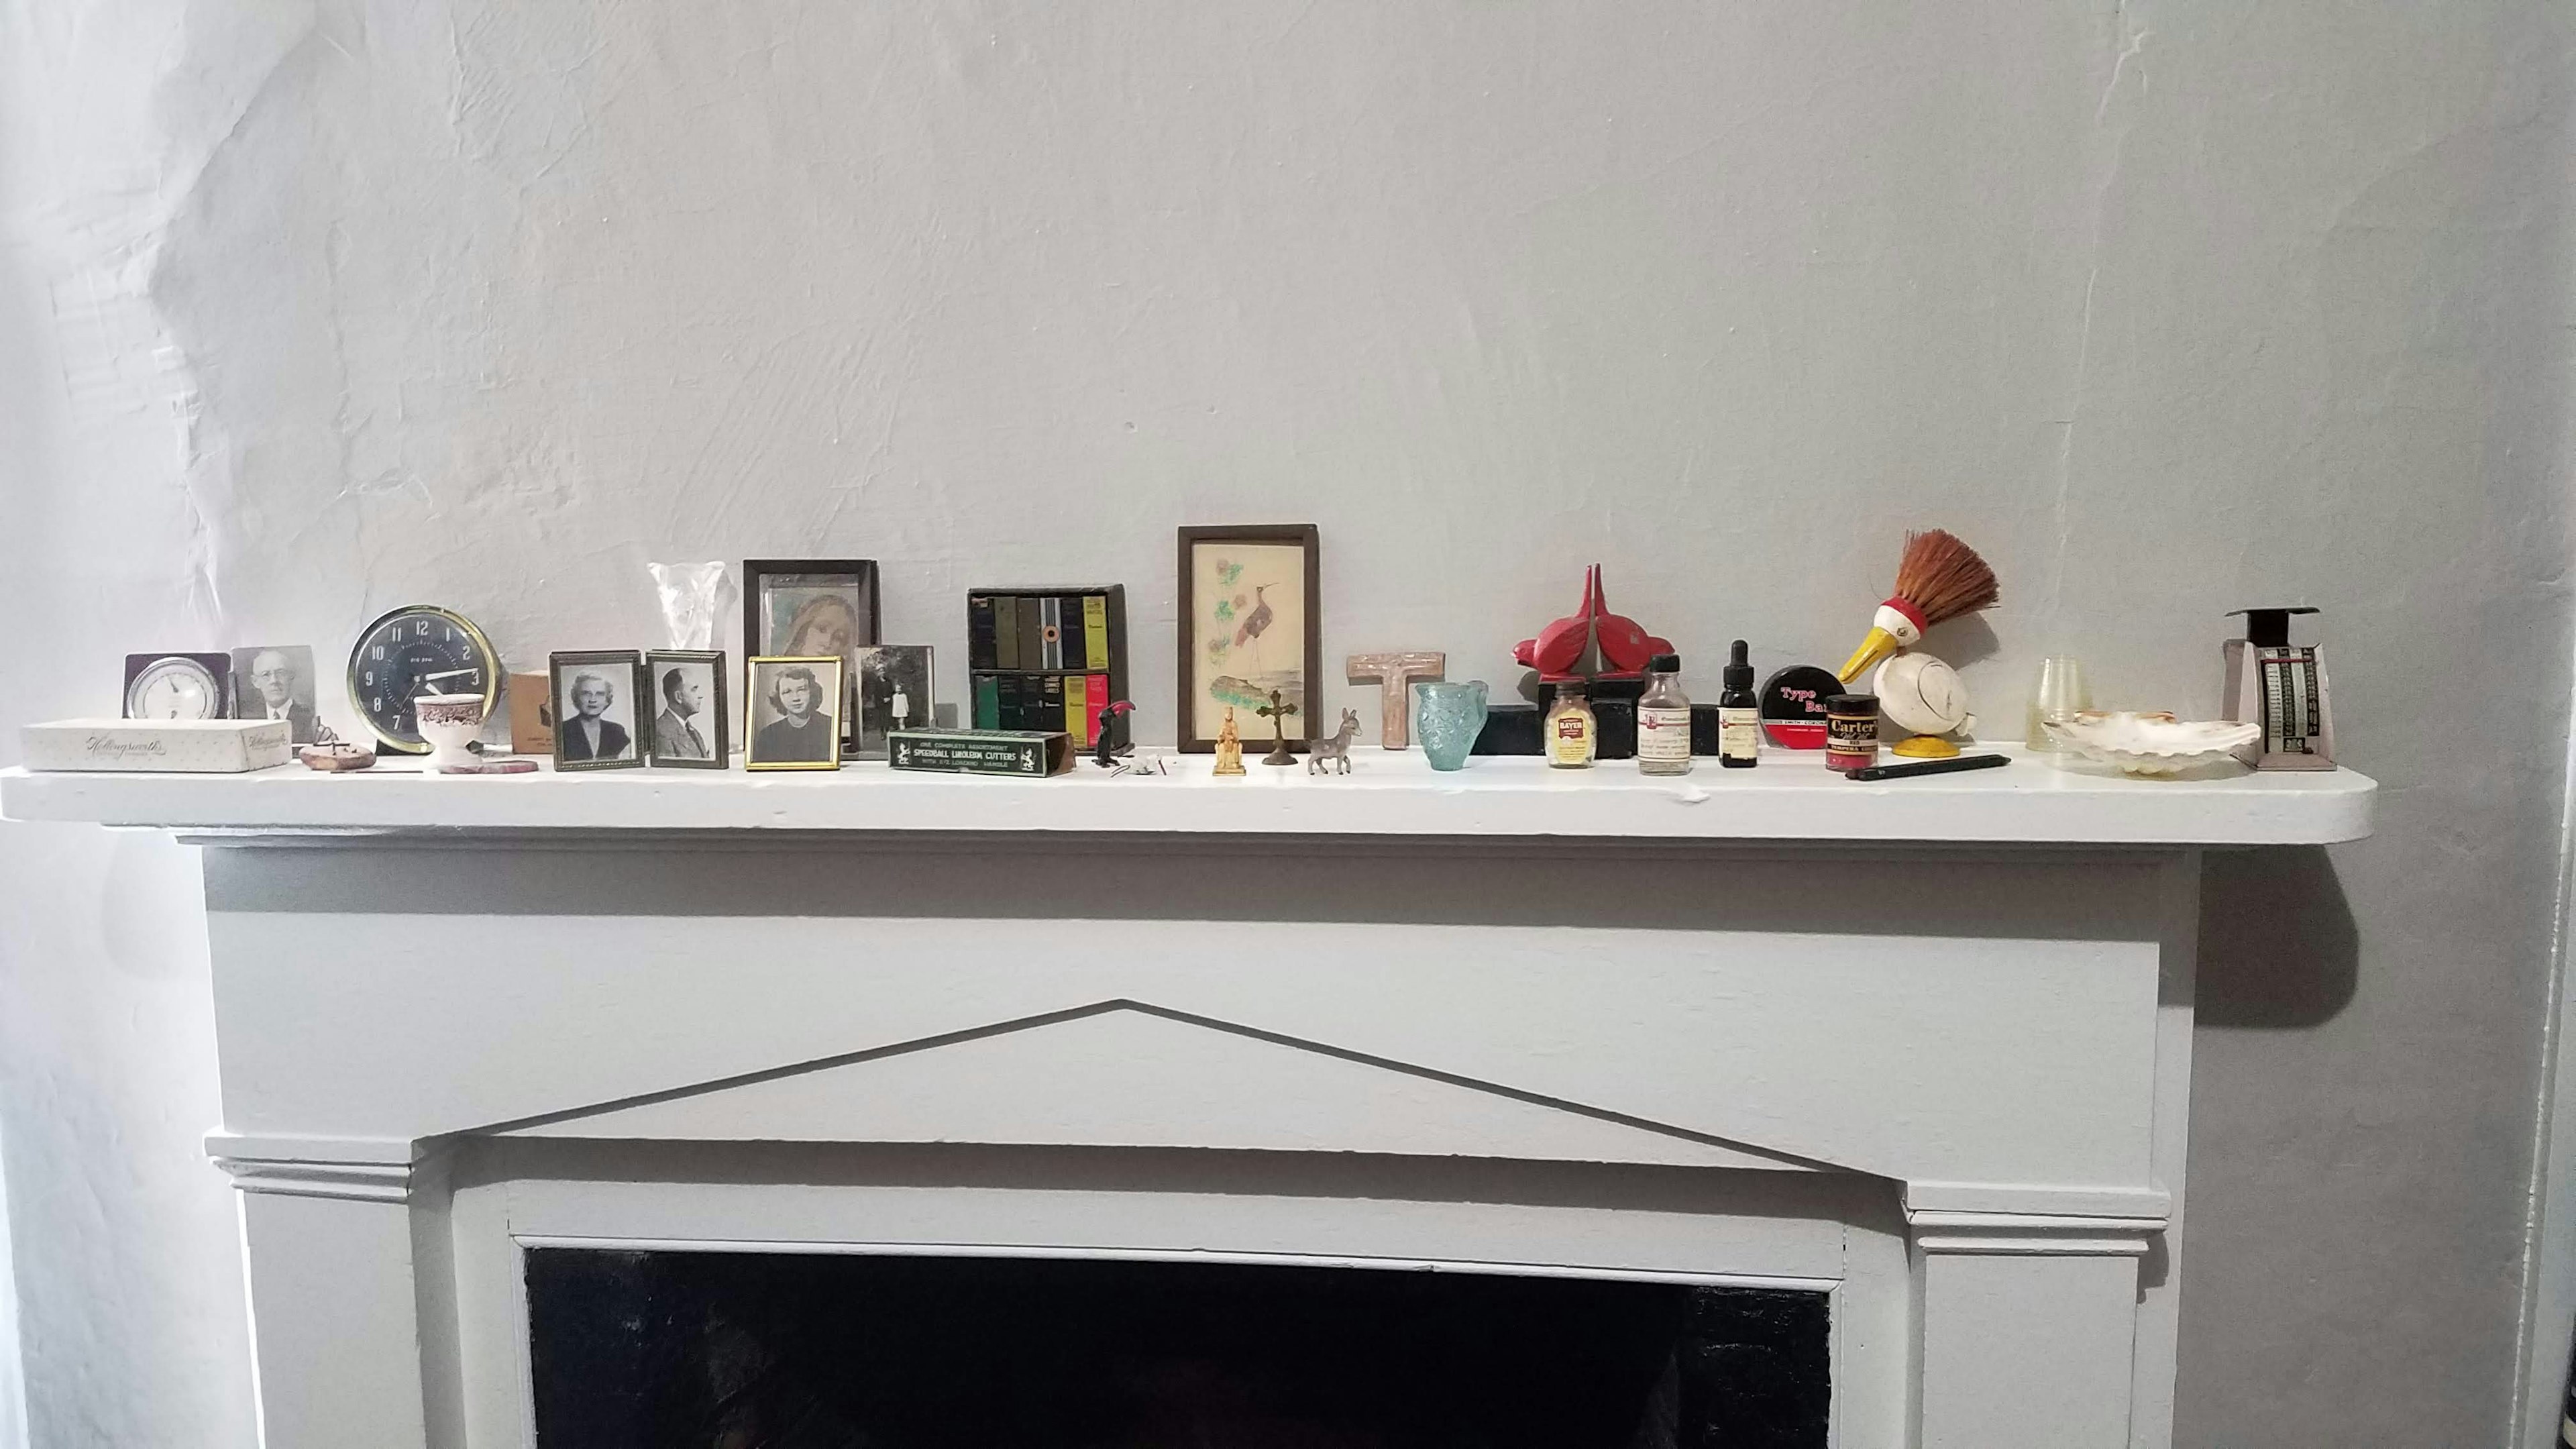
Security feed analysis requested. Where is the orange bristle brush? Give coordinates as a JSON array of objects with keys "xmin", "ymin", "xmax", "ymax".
[{"xmin": 1836, "ymin": 529, "xmax": 1999, "ymax": 682}]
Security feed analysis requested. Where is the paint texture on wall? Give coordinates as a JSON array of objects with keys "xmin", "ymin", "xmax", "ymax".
[{"xmin": 3, "ymin": 2, "xmax": 2571, "ymax": 1446}]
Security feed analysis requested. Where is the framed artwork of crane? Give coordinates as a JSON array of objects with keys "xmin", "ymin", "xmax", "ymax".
[{"xmin": 1177, "ymin": 524, "xmax": 1321, "ymax": 753}]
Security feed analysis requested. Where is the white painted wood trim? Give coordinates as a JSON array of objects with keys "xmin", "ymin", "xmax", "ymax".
[
  {"xmin": 1907, "ymin": 1211, "xmax": 2165, "ymax": 1257},
  {"xmin": 213, "ymin": 1160, "xmax": 419, "ymax": 1204},
  {"xmin": 207, "ymin": 1132, "xmax": 423, "ymax": 1165},
  {"xmin": 1915, "ymin": 1247, "xmax": 2145, "ymax": 1448},
  {"xmin": 0, "ymin": 747, "xmax": 2376, "ymax": 845},
  {"xmin": 508, "ymin": 1234, "xmax": 1849, "ymax": 1293},
  {"xmin": 1904, "ymin": 1181, "xmax": 2172, "ymax": 1219},
  {"xmin": 209, "ymin": 1134, "xmax": 442, "ymax": 1203},
  {"xmin": 236, "ymin": 1189, "xmax": 433, "ymax": 1449}
]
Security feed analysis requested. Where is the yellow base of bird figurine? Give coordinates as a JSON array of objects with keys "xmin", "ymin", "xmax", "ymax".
[{"xmin": 1891, "ymin": 734, "xmax": 1962, "ymax": 759}]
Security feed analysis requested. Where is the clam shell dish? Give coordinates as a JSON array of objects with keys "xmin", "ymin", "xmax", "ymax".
[{"xmin": 2045, "ymin": 711, "xmax": 2260, "ymax": 776}]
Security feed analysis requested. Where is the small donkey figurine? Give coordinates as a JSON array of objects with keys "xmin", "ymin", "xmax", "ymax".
[{"xmin": 1307, "ymin": 708, "xmax": 1360, "ymax": 775}]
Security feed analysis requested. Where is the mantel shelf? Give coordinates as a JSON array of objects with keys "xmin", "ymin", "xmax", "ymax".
[{"xmin": 0, "ymin": 746, "xmax": 2373, "ymax": 847}]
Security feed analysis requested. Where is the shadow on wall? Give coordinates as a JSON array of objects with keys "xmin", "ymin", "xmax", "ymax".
[{"xmin": 2196, "ymin": 846, "xmax": 2359, "ymax": 1028}]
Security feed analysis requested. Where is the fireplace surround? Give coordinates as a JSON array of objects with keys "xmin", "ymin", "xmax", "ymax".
[{"xmin": 0, "ymin": 749, "xmax": 2375, "ymax": 1448}]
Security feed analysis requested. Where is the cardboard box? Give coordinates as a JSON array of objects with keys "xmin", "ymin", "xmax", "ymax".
[
  {"xmin": 21, "ymin": 718, "xmax": 293, "ymax": 773},
  {"xmin": 885, "ymin": 728, "xmax": 1075, "ymax": 777},
  {"xmin": 505, "ymin": 672, "xmax": 558, "ymax": 756}
]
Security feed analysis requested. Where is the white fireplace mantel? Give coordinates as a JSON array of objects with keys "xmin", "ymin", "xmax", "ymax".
[
  {"xmin": 0, "ymin": 745, "xmax": 2373, "ymax": 844},
  {"xmin": 1, "ymin": 749, "xmax": 2374, "ymax": 1448}
]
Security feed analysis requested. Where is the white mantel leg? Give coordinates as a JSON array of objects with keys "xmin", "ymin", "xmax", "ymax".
[
  {"xmin": 217, "ymin": 1142, "xmax": 437, "ymax": 1449},
  {"xmin": 1911, "ymin": 1210, "xmax": 2163, "ymax": 1449}
]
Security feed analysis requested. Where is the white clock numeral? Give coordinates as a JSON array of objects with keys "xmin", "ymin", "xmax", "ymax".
[
  {"xmin": 363, "ymin": 670, "xmax": 374, "ymax": 686},
  {"xmin": 372, "ymin": 696, "xmax": 383, "ymax": 710},
  {"xmin": 372, "ymin": 646, "xmax": 386, "ymax": 661},
  {"xmin": 415, "ymin": 621, "xmax": 429, "ymax": 638}
]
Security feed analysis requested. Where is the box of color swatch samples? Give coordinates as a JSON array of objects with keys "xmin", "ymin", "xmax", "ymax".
[{"xmin": 965, "ymin": 586, "xmax": 1129, "ymax": 751}]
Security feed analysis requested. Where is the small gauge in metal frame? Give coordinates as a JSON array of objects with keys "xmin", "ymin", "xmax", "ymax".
[
  {"xmin": 345, "ymin": 606, "xmax": 503, "ymax": 753},
  {"xmin": 122, "ymin": 652, "xmax": 233, "ymax": 720}
]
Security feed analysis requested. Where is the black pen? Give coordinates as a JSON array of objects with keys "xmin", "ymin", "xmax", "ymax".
[{"xmin": 1845, "ymin": 754, "xmax": 2012, "ymax": 782}]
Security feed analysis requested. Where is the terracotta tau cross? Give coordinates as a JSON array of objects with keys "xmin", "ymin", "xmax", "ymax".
[{"xmin": 1344, "ymin": 651, "xmax": 1446, "ymax": 749}]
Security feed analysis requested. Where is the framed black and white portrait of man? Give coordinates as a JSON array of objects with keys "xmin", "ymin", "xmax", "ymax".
[
  {"xmin": 229, "ymin": 645, "xmax": 320, "ymax": 743},
  {"xmin": 645, "ymin": 650, "xmax": 728, "ymax": 768}
]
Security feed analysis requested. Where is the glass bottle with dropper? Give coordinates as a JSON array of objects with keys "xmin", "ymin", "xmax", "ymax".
[
  {"xmin": 1718, "ymin": 639, "xmax": 1759, "ymax": 768},
  {"xmin": 1635, "ymin": 653, "xmax": 1693, "ymax": 776}
]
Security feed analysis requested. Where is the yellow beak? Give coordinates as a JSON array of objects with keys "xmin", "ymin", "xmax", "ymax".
[{"xmin": 1838, "ymin": 627, "xmax": 1900, "ymax": 683}]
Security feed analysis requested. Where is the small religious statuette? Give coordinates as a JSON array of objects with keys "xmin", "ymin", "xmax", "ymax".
[
  {"xmin": 1345, "ymin": 651, "xmax": 1445, "ymax": 748},
  {"xmin": 1212, "ymin": 707, "xmax": 1247, "ymax": 776},
  {"xmin": 1307, "ymin": 708, "xmax": 1359, "ymax": 775},
  {"xmin": 1256, "ymin": 689, "xmax": 1300, "ymax": 767}
]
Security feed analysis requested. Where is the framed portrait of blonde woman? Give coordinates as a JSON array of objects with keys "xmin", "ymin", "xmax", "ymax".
[
  {"xmin": 742, "ymin": 559, "xmax": 878, "ymax": 757},
  {"xmin": 743, "ymin": 657, "xmax": 845, "ymax": 771}
]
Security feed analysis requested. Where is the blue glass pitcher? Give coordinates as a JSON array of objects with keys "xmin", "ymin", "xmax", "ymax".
[{"xmin": 1414, "ymin": 680, "xmax": 1489, "ymax": 771}]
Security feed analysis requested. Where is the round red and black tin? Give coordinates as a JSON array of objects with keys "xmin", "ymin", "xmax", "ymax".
[{"xmin": 1758, "ymin": 664, "xmax": 1843, "ymax": 749}]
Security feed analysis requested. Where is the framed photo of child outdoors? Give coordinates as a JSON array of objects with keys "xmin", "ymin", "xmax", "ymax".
[{"xmin": 743, "ymin": 656, "xmax": 845, "ymax": 771}]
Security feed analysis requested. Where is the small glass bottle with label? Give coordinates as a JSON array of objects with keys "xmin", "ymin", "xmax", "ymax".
[
  {"xmin": 1545, "ymin": 681, "xmax": 1597, "ymax": 769},
  {"xmin": 1718, "ymin": 639, "xmax": 1759, "ymax": 768},
  {"xmin": 1635, "ymin": 653, "xmax": 1692, "ymax": 775}
]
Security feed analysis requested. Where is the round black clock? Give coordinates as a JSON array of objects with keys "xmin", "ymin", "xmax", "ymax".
[{"xmin": 346, "ymin": 605, "xmax": 502, "ymax": 753}]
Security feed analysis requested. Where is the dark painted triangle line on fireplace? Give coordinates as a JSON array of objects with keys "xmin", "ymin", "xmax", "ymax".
[{"xmin": 443, "ymin": 997, "xmax": 1845, "ymax": 1176}]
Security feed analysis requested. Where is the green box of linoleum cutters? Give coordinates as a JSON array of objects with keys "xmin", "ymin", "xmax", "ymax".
[{"xmin": 886, "ymin": 728, "xmax": 1076, "ymax": 777}]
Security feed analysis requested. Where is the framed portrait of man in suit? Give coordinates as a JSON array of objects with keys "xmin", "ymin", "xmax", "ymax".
[
  {"xmin": 645, "ymin": 651, "xmax": 729, "ymax": 768},
  {"xmin": 229, "ymin": 645, "xmax": 321, "ymax": 743},
  {"xmin": 549, "ymin": 651, "xmax": 648, "ymax": 771}
]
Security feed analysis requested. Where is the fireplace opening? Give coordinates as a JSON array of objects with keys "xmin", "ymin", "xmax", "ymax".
[{"xmin": 525, "ymin": 1247, "xmax": 1829, "ymax": 1448}]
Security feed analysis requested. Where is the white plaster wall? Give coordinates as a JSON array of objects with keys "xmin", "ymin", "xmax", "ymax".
[{"xmin": 1, "ymin": 2, "xmax": 2568, "ymax": 1445}]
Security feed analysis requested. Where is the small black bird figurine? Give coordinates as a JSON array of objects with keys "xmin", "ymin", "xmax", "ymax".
[{"xmin": 1093, "ymin": 699, "xmax": 1136, "ymax": 767}]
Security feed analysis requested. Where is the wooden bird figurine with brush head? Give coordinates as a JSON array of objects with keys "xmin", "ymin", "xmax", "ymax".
[{"xmin": 1837, "ymin": 529, "xmax": 1999, "ymax": 682}]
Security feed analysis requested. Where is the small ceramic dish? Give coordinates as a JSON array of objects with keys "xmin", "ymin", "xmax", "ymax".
[
  {"xmin": 2045, "ymin": 711, "xmax": 2259, "ymax": 776},
  {"xmin": 299, "ymin": 741, "xmax": 376, "ymax": 771}
]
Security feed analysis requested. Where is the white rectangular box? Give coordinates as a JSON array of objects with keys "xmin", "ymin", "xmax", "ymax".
[{"xmin": 21, "ymin": 718, "xmax": 294, "ymax": 773}]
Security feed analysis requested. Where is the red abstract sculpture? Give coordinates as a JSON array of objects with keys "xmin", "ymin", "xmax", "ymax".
[{"xmin": 1513, "ymin": 566, "xmax": 1674, "ymax": 684}]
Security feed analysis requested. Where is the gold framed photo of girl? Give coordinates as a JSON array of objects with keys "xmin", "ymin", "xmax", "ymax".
[{"xmin": 744, "ymin": 657, "xmax": 845, "ymax": 771}]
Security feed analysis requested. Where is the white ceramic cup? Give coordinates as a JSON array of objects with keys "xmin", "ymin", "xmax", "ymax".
[{"xmin": 415, "ymin": 692, "xmax": 486, "ymax": 771}]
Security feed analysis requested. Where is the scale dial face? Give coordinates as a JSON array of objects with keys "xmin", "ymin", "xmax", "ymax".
[
  {"xmin": 347, "ymin": 606, "xmax": 502, "ymax": 752},
  {"xmin": 125, "ymin": 656, "xmax": 224, "ymax": 720}
]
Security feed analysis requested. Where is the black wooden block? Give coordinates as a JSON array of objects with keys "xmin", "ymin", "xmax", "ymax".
[
  {"xmin": 1693, "ymin": 704, "xmax": 1723, "ymax": 755},
  {"xmin": 1473, "ymin": 703, "xmax": 1544, "ymax": 755},
  {"xmin": 1595, "ymin": 698, "xmax": 1635, "ymax": 760}
]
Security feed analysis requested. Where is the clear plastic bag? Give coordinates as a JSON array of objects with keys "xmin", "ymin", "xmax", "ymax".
[{"xmin": 649, "ymin": 561, "xmax": 736, "ymax": 651}]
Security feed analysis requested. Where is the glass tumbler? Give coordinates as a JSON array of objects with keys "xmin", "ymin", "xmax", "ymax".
[
  {"xmin": 2025, "ymin": 655, "xmax": 2092, "ymax": 751},
  {"xmin": 1414, "ymin": 680, "xmax": 1490, "ymax": 771}
]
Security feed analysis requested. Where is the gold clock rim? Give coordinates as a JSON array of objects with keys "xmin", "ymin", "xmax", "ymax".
[{"xmin": 347, "ymin": 605, "xmax": 504, "ymax": 755}]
